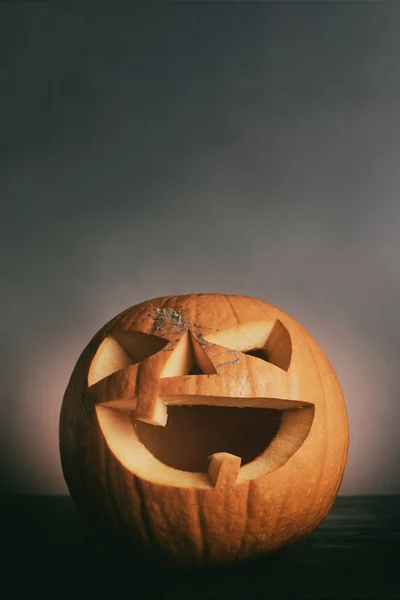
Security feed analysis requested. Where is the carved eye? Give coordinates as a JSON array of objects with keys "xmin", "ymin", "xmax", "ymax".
[
  {"xmin": 244, "ymin": 348, "xmax": 269, "ymax": 361},
  {"xmin": 204, "ymin": 320, "xmax": 292, "ymax": 372},
  {"xmin": 112, "ymin": 331, "xmax": 168, "ymax": 363},
  {"xmin": 88, "ymin": 331, "xmax": 168, "ymax": 386}
]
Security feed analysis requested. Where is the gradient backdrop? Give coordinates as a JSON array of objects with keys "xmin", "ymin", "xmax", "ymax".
[{"xmin": 2, "ymin": 3, "xmax": 400, "ymax": 495}]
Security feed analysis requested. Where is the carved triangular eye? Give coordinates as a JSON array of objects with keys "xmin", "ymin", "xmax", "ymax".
[
  {"xmin": 203, "ymin": 320, "xmax": 292, "ymax": 372},
  {"xmin": 264, "ymin": 320, "xmax": 291, "ymax": 371},
  {"xmin": 112, "ymin": 330, "xmax": 168, "ymax": 363},
  {"xmin": 88, "ymin": 331, "xmax": 168, "ymax": 386},
  {"xmin": 244, "ymin": 348, "xmax": 269, "ymax": 362}
]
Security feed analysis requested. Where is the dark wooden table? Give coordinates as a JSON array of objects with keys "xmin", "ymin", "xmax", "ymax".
[{"xmin": 1, "ymin": 495, "xmax": 399, "ymax": 599}]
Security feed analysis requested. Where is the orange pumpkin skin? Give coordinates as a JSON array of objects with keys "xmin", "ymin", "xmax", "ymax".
[{"xmin": 59, "ymin": 293, "xmax": 349, "ymax": 565}]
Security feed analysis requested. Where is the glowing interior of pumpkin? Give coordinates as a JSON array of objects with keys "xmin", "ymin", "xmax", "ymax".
[{"xmin": 87, "ymin": 322, "xmax": 314, "ymax": 488}]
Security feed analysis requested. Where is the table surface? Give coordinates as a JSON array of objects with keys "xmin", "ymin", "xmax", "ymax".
[{"xmin": 1, "ymin": 495, "xmax": 399, "ymax": 599}]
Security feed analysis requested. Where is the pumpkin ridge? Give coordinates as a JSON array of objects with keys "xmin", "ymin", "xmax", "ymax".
[
  {"xmin": 223, "ymin": 293, "xmax": 241, "ymax": 327},
  {"xmin": 101, "ymin": 431, "xmax": 119, "ymax": 531},
  {"xmin": 120, "ymin": 298, "xmax": 156, "ymax": 333},
  {"xmin": 237, "ymin": 480, "xmax": 251, "ymax": 558},
  {"xmin": 196, "ymin": 490, "xmax": 210, "ymax": 563},
  {"xmin": 269, "ymin": 469, "xmax": 291, "ymax": 546},
  {"xmin": 296, "ymin": 320, "xmax": 330, "ymax": 523},
  {"xmin": 133, "ymin": 477, "xmax": 163, "ymax": 559},
  {"xmin": 109, "ymin": 305, "xmax": 135, "ymax": 334}
]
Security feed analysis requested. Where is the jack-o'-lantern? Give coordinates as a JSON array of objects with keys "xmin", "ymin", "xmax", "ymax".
[{"xmin": 59, "ymin": 293, "xmax": 349, "ymax": 564}]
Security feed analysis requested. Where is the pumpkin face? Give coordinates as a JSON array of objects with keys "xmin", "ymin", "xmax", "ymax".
[{"xmin": 59, "ymin": 293, "xmax": 349, "ymax": 564}]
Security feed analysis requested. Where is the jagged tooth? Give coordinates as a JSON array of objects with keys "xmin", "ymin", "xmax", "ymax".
[
  {"xmin": 134, "ymin": 396, "xmax": 168, "ymax": 427},
  {"xmin": 208, "ymin": 452, "xmax": 241, "ymax": 488}
]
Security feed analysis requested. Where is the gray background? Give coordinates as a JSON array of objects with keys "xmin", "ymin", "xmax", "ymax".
[{"xmin": 1, "ymin": 2, "xmax": 399, "ymax": 495}]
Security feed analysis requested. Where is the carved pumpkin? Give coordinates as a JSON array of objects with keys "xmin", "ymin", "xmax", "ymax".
[{"xmin": 59, "ymin": 293, "xmax": 349, "ymax": 564}]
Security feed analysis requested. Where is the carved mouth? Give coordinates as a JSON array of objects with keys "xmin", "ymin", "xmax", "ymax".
[
  {"xmin": 134, "ymin": 405, "xmax": 284, "ymax": 473},
  {"xmin": 95, "ymin": 400, "xmax": 314, "ymax": 488}
]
